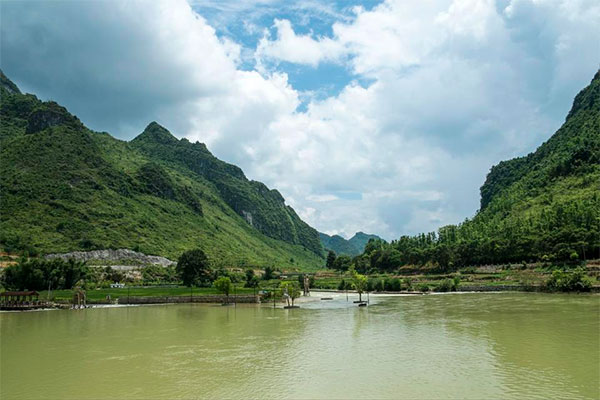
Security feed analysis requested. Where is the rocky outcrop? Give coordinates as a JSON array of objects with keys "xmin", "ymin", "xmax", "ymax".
[
  {"xmin": 26, "ymin": 101, "xmax": 83, "ymax": 134},
  {"xmin": 1, "ymin": 70, "xmax": 20, "ymax": 94},
  {"xmin": 45, "ymin": 249, "xmax": 176, "ymax": 267}
]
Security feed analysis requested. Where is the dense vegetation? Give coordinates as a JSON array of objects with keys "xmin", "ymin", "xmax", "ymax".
[
  {"xmin": 2, "ymin": 248, "xmax": 259, "ymax": 292},
  {"xmin": 0, "ymin": 71, "xmax": 323, "ymax": 269},
  {"xmin": 130, "ymin": 122, "xmax": 322, "ymax": 254},
  {"xmin": 319, "ymin": 231, "xmax": 382, "ymax": 256},
  {"xmin": 335, "ymin": 72, "xmax": 600, "ymax": 273},
  {"xmin": 1, "ymin": 258, "xmax": 87, "ymax": 291}
]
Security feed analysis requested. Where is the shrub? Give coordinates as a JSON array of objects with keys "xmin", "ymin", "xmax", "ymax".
[
  {"xmin": 434, "ymin": 278, "xmax": 457, "ymax": 292},
  {"xmin": 384, "ymin": 278, "xmax": 401, "ymax": 291},
  {"xmin": 545, "ymin": 267, "xmax": 592, "ymax": 292},
  {"xmin": 452, "ymin": 275, "xmax": 461, "ymax": 289},
  {"xmin": 417, "ymin": 283, "xmax": 430, "ymax": 292}
]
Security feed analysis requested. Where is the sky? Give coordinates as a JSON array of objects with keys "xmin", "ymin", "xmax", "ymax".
[{"xmin": 1, "ymin": 0, "xmax": 599, "ymax": 240}]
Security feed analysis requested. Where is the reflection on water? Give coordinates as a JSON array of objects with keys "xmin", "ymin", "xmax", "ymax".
[{"xmin": 1, "ymin": 293, "xmax": 598, "ymax": 399}]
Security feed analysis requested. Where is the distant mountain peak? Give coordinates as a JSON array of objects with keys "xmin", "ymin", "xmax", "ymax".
[
  {"xmin": 320, "ymin": 231, "xmax": 383, "ymax": 256},
  {"xmin": 133, "ymin": 121, "xmax": 178, "ymax": 145}
]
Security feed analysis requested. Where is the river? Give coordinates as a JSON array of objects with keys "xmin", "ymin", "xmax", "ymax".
[{"xmin": 1, "ymin": 292, "xmax": 598, "ymax": 399}]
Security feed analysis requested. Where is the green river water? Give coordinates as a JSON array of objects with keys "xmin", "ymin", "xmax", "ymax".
[{"xmin": 1, "ymin": 292, "xmax": 598, "ymax": 399}]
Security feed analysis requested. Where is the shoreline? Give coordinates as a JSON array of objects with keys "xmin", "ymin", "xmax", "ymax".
[{"xmin": 3, "ymin": 288, "xmax": 597, "ymax": 313}]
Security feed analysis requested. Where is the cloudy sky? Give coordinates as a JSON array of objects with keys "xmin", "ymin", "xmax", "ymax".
[{"xmin": 2, "ymin": 0, "xmax": 599, "ymax": 240}]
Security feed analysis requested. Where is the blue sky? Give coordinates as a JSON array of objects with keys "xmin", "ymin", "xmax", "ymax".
[
  {"xmin": 1, "ymin": 0, "xmax": 599, "ymax": 240},
  {"xmin": 190, "ymin": 0, "xmax": 381, "ymax": 104}
]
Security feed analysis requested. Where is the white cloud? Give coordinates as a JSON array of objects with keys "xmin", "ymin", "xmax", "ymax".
[
  {"xmin": 256, "ymin": 19, "xmax": 345, "ymax": 67},
  {"xmin": 2, "ymin": 0, "xmax": 599, "ymax": 240}
]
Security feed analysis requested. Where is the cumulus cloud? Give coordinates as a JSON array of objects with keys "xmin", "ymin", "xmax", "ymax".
[
  {"xmin": 256, "ymin": 19, "xmax": 346, "ymax": 67},
  {"xmin": 2, "ymin": 0, "xmax": 598, "ymax": 240}
]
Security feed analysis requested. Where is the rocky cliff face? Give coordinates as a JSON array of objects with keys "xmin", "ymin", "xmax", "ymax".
[
  {"xmin": 25, "ymin": 102, "xmax": 83, "ymax": 134},
  {"xmin": 45, "ymin": 249, "xmax": 176, "ymax": 266}
]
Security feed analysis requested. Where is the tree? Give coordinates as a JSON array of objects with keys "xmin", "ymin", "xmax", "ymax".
[
  {"xmin": 280, "ymin": 281, "xmax": 301, "ymax": 307},
  {"xmin": 2, "ymin": 257, "xmax": 87, "ymax": 291},
  {"xmin": 247, "ymin": 276, "xmax": 260, "ymax": 294},
  {"xmin": 214, "ymin": 276, "xmax": 233, "ymax": 303},
  {"xmin": 263, "ymin": 266, "xmax": 274, "ymax": 280},
  {"xmin": 326, "ymin": 250, "xmax": 337, "ymax": 269},
  {"xmin": 245, "ymin": 269, "xmax": 255, "ymax": 286},
  {"xmin": 176, "ymin": 249, "xmax": 212, "ymax": 287},
  {"xmin": 351, "ymin": 268, "xmax": 368, "ymax": 302},
  {"xmin": 333, "ymin": 255, "xmax": 352, "ymax": 271}
]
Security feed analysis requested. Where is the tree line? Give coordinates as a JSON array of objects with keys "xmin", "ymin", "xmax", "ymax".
[
  {"xmin": 324, "ymin": 197, "xmax": 599, "ymax": 273},
  {"xmin": 0, "ymin": 249, "xmax": 276, "ymax": 291}
]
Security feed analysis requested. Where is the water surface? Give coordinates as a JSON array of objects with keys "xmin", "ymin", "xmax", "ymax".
[{"xmin": 1, "ymin": 293, "xmax": 598, "ymax": 399}]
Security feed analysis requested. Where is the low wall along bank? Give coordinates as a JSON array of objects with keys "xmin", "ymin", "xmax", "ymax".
[{"xmin": 119, "ymin": 295, "xmax": 261, "ymax": 304}]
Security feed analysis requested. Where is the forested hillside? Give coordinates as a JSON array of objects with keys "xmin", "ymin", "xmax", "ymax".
[
  {"xmin": 0, "ymin": 71, "xmax": 323, "ymax": 268},
  {"xmin": 131, "ymin": 122, "xmax": 322, "ymax": 254},
  {"xmin": 353, "ymin": 71, "xmax": 600, "ymax": 272}
]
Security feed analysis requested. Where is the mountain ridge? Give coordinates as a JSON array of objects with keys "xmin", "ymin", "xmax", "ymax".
[
  {"xmin": 359, "ymin": 70, "xmax": 600, "ymax": 271},
  {"xmin": 0, "ymin": 71, "xmax": 323, "ymax": 268},
  {"xmin": 320, "ymin": 231, "xmax": 383, "ymax": 256}
]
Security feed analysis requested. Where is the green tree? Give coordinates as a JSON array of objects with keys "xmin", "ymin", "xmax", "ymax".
[
  {"xmin": 176, "ymin": 249, "xmax": 212, "ymax": 287},
  {"xmin": 247, "ymin": 275, "xmax": 260, "ymax": 294},
  {"xmin": 2, "ymin": 257, "xmax": 87, "ymax": 291},
  {"xmin": 214, "ymin": 276, "xmax": 233, "ymax": 303},
  {"xmin": 351, "ymin": 268, "xmax": 368, "ymax": 302},
  {"xmin": 280, "ymin": 281, "xmax": 301, "ymax": 307},
  {"xmin": 333, "ymin": 255, "xmax": 352, "ymax": 271},
  {"xmin": 326, "ymin": 250, "xmax": 336, "ymax": 269},
  {"xmin": 263, "ymin": 266, "xmax": 274, "ymax": 280},
  {"xmin": 245, "ymin": 268, "xmax": 255, "ymax": 286}
]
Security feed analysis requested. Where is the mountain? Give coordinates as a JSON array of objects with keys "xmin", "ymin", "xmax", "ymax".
[
  {"xmin": 320, "ymin": 231, "xmax": 383, "ymax": 256},
  {"xmin": 0, "ymin": 71, "xmax": 323, "ymax": 268},
  {"xmin": 360, "ymin": 71, "xmax": 600, "ymax": 271}
]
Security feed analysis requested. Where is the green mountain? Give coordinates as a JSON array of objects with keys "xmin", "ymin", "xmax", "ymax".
[
  {"xmin": 320, "ymin": 231, "xmax": 383, "ymax": 256},
  {"xmin": 0, "ymin": 71, "xmax": 323, "ymax": 268},
  {"xmin": 359, "ymin": 71, "xmax": 600, "ymax": 271}
]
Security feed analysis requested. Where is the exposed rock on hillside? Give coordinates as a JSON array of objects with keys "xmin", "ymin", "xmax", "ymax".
[{"xmin": 45, "ymin": 249, "xmax": 176, "ymax": 266}]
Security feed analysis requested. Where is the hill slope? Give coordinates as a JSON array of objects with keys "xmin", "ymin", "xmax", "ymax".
[
  {"xmin": 359, "ymin": 71, "xmax": 600, "ymax": 271},
  {"xmin": 0, "ymin": 71, "xmax": 323, "ymax": 269},
  {"xmin": 320, "ymin": 232, "xmax": 382, "ymax": 256}
]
